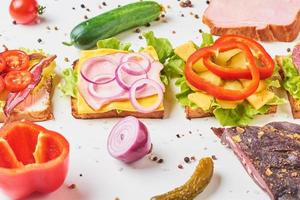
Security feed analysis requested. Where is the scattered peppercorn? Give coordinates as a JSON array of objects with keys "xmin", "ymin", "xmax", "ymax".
[
  {"xmin": 157, "ymin": 158, "xmax": 164, "ymax": 164},
  {"xmin": 138, "ymin": 35, "xmax": 143, "ymax": 40},
  {"xmin": 80, "ymin": 4, "xmax": 85, "ymax": 8},
  {"xmin": 161, "ymin": 14, "xmax": 165, "ymax": 18},
  {"xmin": 184, "ymin": 157, "xmax": 190, "ymax": 163},
  {"xmin": 86, "ymin": 8, "xmax": 90, "ymax": 12},
  {"xmin": 102, "ymin": 2, "xmax": 107, "ymax": 6},
  {"xmin": 68, "ymin": 184, "xmax": 76, "ymax": 189},
  {"xmin": 72, "ymin": 7, "xmax": 75, "ymax": 10},
  {"xmin": 134, "ymin": 28, "xmax": 141, "ymax": 33},
  {"xmin": 199, "ymin": 29, "xmax": 203, "ymax": 33},
  {"xmin": 46, "ymin": 26, "xmax": 51, "ymax": 30},
  {"xmin": 195, "ymin": 14, "xmax": 199, "ymax": 19},
  {"xmin": 287, "ymin": 48, "xmax": 291, "ymax": 52},
  {"xmin": 64, "ymin": 57, "xmax": 69, "ymax": 62},
  {"xmin": 145, "ymin": 23, "xmax": 151, "ymax": 27},
  {"xmin": 178, "ymin": 164, "xmax": 184, "ymax": 169},
  {"xmin": 181, "ymin": 14, "xmax": 185, "ymax": 17},
  {"xmin": 191, "ymin": 156, "xmax": 196, "ymax": 161},
  {"xmin": 212, "ymin": 155, "xmax": 217, "ymax": 160},
  {"xmin": 172, "ymin": 30, "xmax": 176, "ymax": 34},
  {"xmin": 206, "ymin": 0, "xmax": 210, "ymax": 4},
  {"xmin": 189, "ymin": 131, "xmax": 192, "ymax": 134},
  {"xmin": 54, "ymin": 26, "xmax": 59, "ymax": 31},
  {"xmin": 37, "ymin": 38, "xmax": 42, "ymax": 43},
  {"xmin": 176, "ymin": 134, "xmax": 181, "ymax": 138},
  {"xmin": 118, "ymin": 5, "xmax": 121, "ymax": 8},
  {"xmin": 79, "ymin": 173, "xmax": 83, "ymax": 177},
  {"xmin": 84, "ymin": 15, "xmax": 88, "ymax": 20},
  {"xmin": 12, "ymin": 20, "xmax": 17, "ymax": 25},
  {"xmin": 180, "ymin": 0, "xmax": 193, "ymax": 8}
]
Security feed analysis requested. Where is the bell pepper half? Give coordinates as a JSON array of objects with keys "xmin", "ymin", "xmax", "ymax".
[
  {"xmin": 185, "ymin": 41, "xmax": 260, "ymax": 101},
  {"xmin": 0, "ymin": 121, "xmax": 69, "ymax": 199}
]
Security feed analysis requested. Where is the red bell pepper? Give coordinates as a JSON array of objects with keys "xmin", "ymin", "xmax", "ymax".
[
  {"xmin": 211, "ymin": 34, "xmax": 275, "ymax": 79},
  {"xmin": 0, "ymin": 121, "xmax": 69, "ymax": 199},
  {"xmin": 185, "ymin": 41, "xmax": 260, "ymax": 101}
]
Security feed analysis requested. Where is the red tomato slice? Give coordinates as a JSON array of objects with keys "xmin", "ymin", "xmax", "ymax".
[
  {"xmin": 0, "ymin": 77, "xmax": 6, "ymax": 93},
  {"xmin": 4, "ymin": 71, "xmax": 32, "ymax": 92},
  {"xmin": 0, "ymin": 56, "xmax": 6, "ymax": 73},
  {"xmin": 1, "ymin": 50, "xmax": 30, "ymax": 72}
]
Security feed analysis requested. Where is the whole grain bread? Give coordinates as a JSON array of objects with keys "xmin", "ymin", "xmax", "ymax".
[
  {"xmin": 71, "ymin": 61, "xmax": 164, "ymax": 119},
  {"xmin": 275, "ymin": 56, "xmax": 300, "ymax": 118}
]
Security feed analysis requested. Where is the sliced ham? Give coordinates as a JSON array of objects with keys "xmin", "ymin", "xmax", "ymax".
[
  {"xmin": 78, "ymin": 53, "xmax": 165, "ymax": 110},
  {"xmin": 203, "ymin": 0, "xmax": 300, "ymax": 42}
]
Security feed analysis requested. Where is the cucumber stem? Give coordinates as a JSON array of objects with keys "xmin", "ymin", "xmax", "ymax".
[{"xmin": 62, "ymin": 41, "xmax": 75, "ymax": 46}]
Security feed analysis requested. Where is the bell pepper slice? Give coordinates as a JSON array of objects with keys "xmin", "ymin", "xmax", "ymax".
[
  {"xmin": 209, "ymin": 35, "xmax": 275, "ymax": 80},
  {"xmin": 0, "ymin": 121, "xmax": 69, "ymax": 199},
  {"xmin": 185, "ymin": 41, "xmax": 260, "ymax": 101}
]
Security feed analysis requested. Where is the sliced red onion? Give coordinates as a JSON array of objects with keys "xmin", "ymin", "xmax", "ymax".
[
  {"xmin": 88, "ymin": 75, "xmax": 126, "ymax": 99},
  {"xmin": 121, "ymin": 53, "xmax": 151, "ymax": 73},
  {"xmin": 107, "ymin": 116, "xmax": 151, "ymax": 163},
  {"xmin": 292, "ymin": 44, "xmax": 300, "ymax": 72},
  {"xmin": 115, "ymin": 62, "xmax": 147, "ymax": 90},
  {"xmin": 129, "ymin": 79, "xmax": 163, "ymax": 113},
  {"xmin": 80, "ymin": 57, "xmax": 118, "ymax": 85}
]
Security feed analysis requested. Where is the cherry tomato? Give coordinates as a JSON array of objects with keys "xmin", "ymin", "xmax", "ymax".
[
  {"xmin": 4, "ymin": 71, "xmax": 33, "ymax": 92},
  {"xmin": 9, "ymin": 0, "xmax": 41, "ymax": 24},
  {"xmin": 1, "ymin": 50, "xmax": 30, "ymax": 72},
  {"xmin": 0, "ymin": 55, "xmax": 7, "ymax": 73},
  {"xmin": 0, "ymin": 77, "xmax": 6, "ymax": 93}
]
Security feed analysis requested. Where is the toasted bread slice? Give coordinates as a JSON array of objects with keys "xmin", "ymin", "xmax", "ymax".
[
  {"xmin": 185, "ymin": 105, "xmax": 277, "ymax": 119},
  {"xmin": 275, "ymin": 56, "xmax": 300, "ymax": 119},
  {"xmin": 71, "ymin": 61, "xmax": 164, "ymax": 119},
  {"xmin": 0, "ymin": 78, "xmax": 53, "ymax": 122}
]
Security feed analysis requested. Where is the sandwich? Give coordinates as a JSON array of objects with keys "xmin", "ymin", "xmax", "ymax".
[
  {"xmin": 276, "ymin": 44, "xmax": 300, "ymax": 118},
  {"xmin": 0, "ymin": 48, "xmax": 56, "ymax": 122},
  {"xmin": 172, "ymin": 33, "xmax": 285, "ymax": 126},
  {"xmin": 60, "ymin": 33, "xmax": 169, "ymax": 119}
]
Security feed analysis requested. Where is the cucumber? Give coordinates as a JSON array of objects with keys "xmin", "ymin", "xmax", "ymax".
[{"xmin": 70, "ymin": 1, "xmax": 162, "ymax": 50}]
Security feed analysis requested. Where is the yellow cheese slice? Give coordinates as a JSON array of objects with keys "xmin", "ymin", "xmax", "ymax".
[{"xmin": 76, "ymin": 47, "xmax": 164, "ymax": 114}]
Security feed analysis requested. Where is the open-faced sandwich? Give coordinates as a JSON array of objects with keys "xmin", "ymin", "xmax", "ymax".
[
  {"xmin": 276, "ymin": 45, "xmax": 300, "ymax": 118},
  {"xmin": 60, "ymin": 33, "xmax": 170, "ymax": 119},
  {"xmin": 173, "ymin": 34, "xmax": 285, "ymax": 126},
  {"xmin": 0, "ymin": 48, "xmax": 56, "ymax": 122}
]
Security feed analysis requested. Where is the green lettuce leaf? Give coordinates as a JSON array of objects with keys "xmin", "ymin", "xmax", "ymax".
[
  {"xmin": 97, "ymin": 37, "xmax": 131, "ymax": 51},
  {"xmin": 200, "ymin": 33, "xmax": 214, "ymax": 47},
  {"xmin": 282, "ymin": 55, "xmax": 300, "ymax": 100},
  {"xmin": 175, "ymin": 77, "xmax": 197, "ymax": 108},
  {"xmin": 58, "ymin": 68, "xmax": 78, "ymax": 98},
  {"xmin": 164, "ymin": 54, "xmax": 185, "ymax": 77},
  {"xmin": 143, "ymin": 31, "xmax": 173, "ymax": 63},
  {"xmin": 213, "ymin": 102, "xmax": 269, "ymax": 126}
]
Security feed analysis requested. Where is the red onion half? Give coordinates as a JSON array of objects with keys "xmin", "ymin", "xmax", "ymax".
[
  {"xmin": 129, "ymin": 79, "xmax": 163, "ymax": 113},
  {"xmin": 107, "ymin": 116, "xmax": 151, "ymax": 163}
]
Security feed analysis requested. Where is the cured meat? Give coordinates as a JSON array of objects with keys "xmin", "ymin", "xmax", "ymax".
[
  {"xmin": 292, "ymin": 44, "xmax": 300, "ymax": 72},
  {"xmin": 203, "ymin": 0, "xmax": 300, "ymax": 42},
  {"xmin": 212, "ymin": 122, "xmax": 300, "ymax": 200}
]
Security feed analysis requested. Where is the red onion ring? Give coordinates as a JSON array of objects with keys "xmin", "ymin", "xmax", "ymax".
[
  {"xmin": 129, "ymin": 79, "xmax": 163, "ymax": 113},
  {"xmin": 81, "ymin": 57, "xmax": 118, "ymax": 85},
  {"xmin": 88, "ymin": 75, "xmax": 125, "ymax": 99},
  {"xmin": 121, "ymin": 53, "xmax": 151, "ymax": 74},
  {"xmin": 107, "ymin": 116, "xmax": 151, "ymax": 163},
  {"xmin": 115, "ymin": 62, "xmax": 147, "ymax": 90}
]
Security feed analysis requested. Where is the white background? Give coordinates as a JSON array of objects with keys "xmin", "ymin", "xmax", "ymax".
[{"xmin": 0, "ymin": 0, "xmax": 299, "ymax": 200}]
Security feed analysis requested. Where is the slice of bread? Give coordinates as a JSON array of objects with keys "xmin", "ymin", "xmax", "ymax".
[
  {"xmin": 71, "ymin": 61, "xmax": 164, "ymax": 119},
  {"xmin": 0, "ymin": 78, "xmax": 53, "ymax": 122},
  {"xmin": 185, "ymin": 105, "xmax": 277, "ymax": 119},
  {"xmin": 275, "ymin": 56, "xmax": 300, "ymax": 118}
]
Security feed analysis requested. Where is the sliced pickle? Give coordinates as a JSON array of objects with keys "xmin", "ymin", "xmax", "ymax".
[{"xmin": 151, "ymin": 157, "xmax": 214, "ymax": 200}]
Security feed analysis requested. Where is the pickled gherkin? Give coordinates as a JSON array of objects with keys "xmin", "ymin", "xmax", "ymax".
[{"xmin": 151, "ymin": 157, "xmax": 214, "ymax": 200}]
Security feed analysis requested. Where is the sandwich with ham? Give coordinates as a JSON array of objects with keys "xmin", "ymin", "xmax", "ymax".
[
  {"xmin": 0, "ymin": 48, "xmax": 56, "ymax": 122},
  {"xmin": 172, "ymin": 34, "xmax": 285, "ymax": 126},
  {"xmin": 276, "ymin": 45, "xmax": 300, "ymax": 118},
  {"xmin": 60, "ymin": 33, "xmax": 170, "ymax": 119}
]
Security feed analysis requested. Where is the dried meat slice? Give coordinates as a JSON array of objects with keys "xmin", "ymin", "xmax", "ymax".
[{"xmin": 212, "ymin": 122, "xmax": 300, "ymax": 200}]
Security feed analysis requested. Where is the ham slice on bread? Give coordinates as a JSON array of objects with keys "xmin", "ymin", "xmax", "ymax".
[{"xmin": 203, "ymin": 0, "xmax": 300, "ymax": 42}]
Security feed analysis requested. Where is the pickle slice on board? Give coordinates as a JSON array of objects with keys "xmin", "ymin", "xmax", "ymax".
[{"xmin": 151, "ymin": 157, "xmax": 214, "ymax": 200}]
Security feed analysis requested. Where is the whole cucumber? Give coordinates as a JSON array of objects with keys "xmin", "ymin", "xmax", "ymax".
[{"xmin": 70, "ymin": 1, "xmax": 162, "ymax": 50}]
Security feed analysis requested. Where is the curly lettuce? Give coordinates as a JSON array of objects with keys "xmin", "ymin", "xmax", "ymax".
[
  {"xmin": 282, "ymin": 55, "xmax": 300, "ymax": 100},
  {"xmin": 58, "ymin": 68, "xmax": 78, "ymax": 98}
]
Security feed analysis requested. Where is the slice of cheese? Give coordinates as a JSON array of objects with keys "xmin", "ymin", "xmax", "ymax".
[{"xmin": 76, "ymin": 47, "xmax": 164, "ymax": 114}]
